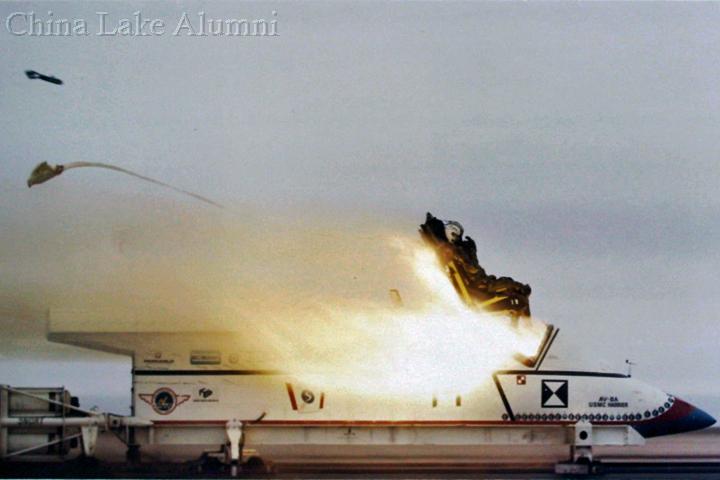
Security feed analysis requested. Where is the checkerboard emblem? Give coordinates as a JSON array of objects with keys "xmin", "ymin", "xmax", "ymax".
[
  {"xmin": 516, "ymin": 375, "xmax": 526, "ymax": 385},
  {"xmin": 541, "ymin": 380, "xmax": 568, "ymax": 408}
]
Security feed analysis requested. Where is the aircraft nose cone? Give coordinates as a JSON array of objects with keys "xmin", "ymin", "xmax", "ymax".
[
  {"xmin": 685, "ymin": 405, "xmax": 717, "ymax": 431},
  {"xmin": 633, "ymin": 397, "xmax": 716, "ymax": 438}
]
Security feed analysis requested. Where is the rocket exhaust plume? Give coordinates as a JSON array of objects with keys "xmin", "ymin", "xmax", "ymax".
[
  {"xmin": 26, "ymin": 161, "xmax": 223, "ymax": 208},
  {"xmin": 269, "ymin": 238, "xmax": 548, "ymax": 399},
  {"xmin": 5, "ymin": 190, "xmax": 544, "ymax": 399}
]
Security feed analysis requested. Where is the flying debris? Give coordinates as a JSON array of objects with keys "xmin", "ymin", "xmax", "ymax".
[
  {"xmin": 25, "ymin": 70, "xmax": 63, "ymax": 85},
  {"xmin": 26, "ymin": 161, "xmax": 223, "ymax": 208},
  {"xmin": 420, "ymin": 212, "xmax": 531, "ymax": 318},
  {"xmin": 26, "ymin": 162, "xmax": 64, "ymax": 187}
]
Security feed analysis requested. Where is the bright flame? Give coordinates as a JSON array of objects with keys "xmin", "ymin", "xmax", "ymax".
[{"xmin": 266, "ymin": 238, "xmax": 547, "ymax": 398}]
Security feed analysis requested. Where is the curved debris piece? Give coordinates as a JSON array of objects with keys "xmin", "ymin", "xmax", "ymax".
[{"xmin": 27, "ymin": 161, "xmax": 223, "ymax": 208}]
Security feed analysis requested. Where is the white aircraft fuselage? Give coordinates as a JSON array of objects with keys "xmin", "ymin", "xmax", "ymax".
[{"xmin": 127, "ymin": 331, "xmax": 715, "ymax": 440}]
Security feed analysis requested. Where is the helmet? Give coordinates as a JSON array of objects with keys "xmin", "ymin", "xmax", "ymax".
[{"xmin": 444, "ymin": 221, "xmax": 464, "ymax": 243}]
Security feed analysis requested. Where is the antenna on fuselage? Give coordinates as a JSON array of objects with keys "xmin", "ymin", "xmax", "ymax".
[{"xmin": 625, "ymin": 359, "xmax": 636, "ymax": 377}]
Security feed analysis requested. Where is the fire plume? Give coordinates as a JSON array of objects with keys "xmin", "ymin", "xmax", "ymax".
[{"xmin": 276, "ymin": 238, "xmax": 547, "ymax": 398}]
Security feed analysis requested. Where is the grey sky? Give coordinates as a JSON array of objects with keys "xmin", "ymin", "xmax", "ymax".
[{"xmin": 1, "ymin": 2, "xmax": 719, "ymax": 416}]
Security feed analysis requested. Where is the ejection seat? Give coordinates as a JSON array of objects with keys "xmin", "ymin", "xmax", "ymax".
[{"xmin": 419, "ymin": 212, "xmax": 532, "ymax": 318}]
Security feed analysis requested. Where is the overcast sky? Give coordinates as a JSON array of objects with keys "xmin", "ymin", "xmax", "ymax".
[{"xmin": 1, "ymin": 2, "xmax": 719, "ymax": 417}]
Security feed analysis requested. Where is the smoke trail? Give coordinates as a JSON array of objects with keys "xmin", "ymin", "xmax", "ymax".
[{"xmin": 27, "ymin": 161, "xmax": 223, "ymax": 208}]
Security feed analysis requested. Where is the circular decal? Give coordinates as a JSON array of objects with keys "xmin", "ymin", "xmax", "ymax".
[
  {"xmin": 154, "ymin": 389, "xmax": 175, "ymax": 413},
  {"xmin": 301, "ymin": 389, "xmax": 315, "ymax": 404},
  {"xmin": 139, "ymin": 387, "xmax": 190, "ymax": 415}
]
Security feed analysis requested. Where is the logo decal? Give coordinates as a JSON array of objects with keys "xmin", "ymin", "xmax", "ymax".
[
  {"xmin": 139, "ymin": 387, "xmax": 190, "ymax": 415},
  {"xmin": 193, "ymin": 387, "xmax": 219, "ymax": 403},
  {"xmin": 516, "ymin": 375, "xmax": 526, "ymax": 385},
  {"xmin": 142, "ymin": 351, "xmax": 175, "ymax": 364},
  {"xmin": 541, "ymin": 380, "xmax": 568, "ymax": 408},
  {"xmin": 301, "ymin": 389, "xmax": 315, "ymax": 404}
]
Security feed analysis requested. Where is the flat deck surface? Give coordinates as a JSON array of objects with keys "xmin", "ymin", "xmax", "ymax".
[{"xmin": 2, "ymin": 428, "xmax": 719, "ymax": 478}]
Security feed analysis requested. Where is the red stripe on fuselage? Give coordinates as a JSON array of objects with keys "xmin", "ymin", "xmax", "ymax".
[
  {"xmin": 150, "ymin": 419, "xmax": 605, "ymax": 427},
  {"xmin": 285, "ymin": 383, "xmax": 298, "ymax": 410}
]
